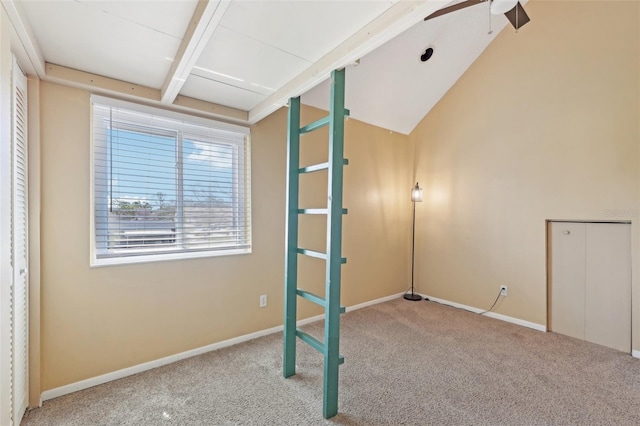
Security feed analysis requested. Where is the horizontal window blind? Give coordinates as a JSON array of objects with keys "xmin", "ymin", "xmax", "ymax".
[{"xmin": 91, "ymin": 96, "xmax": 251, "ymax": 263}]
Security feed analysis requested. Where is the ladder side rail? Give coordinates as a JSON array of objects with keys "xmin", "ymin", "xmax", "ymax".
[
  {"xmin": 283, "ymin": 97, "xmax": 301, "ymax": 378},
  {"xmin": 323, "ymin": 68, "xmax": 346, "ymax": 419}
]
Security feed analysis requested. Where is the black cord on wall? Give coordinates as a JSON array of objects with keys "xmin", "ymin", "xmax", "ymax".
[
  {"xmin": 424, "ymin": 288, "xmax": 504, "ymax": 316},
  {"xmin": 478, "ymin": 290, "xmax": 502, "ymax": 315}
]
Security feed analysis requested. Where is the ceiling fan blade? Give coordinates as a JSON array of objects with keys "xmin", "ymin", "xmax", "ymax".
[
  {"xmin": 504, "ymin": 2, "xmax": 530, "ymax": 29},
  {"xmin": 424, "ymin": 0, "xmax": 485, "ymax": 21}
]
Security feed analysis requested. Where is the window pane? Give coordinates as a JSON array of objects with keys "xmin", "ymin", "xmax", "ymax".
[
  {"xmin": 183, "ymin": 138, "xmax": 239, "ymax": 250},
  {"xmin": 105, "ymin": 128, "xmax": 178, "ymax": 252}
]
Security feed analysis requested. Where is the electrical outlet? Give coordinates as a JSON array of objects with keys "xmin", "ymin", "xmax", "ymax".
[
  {"xmin": 500, "ymin": 285, "xmax": 508, "ymax": 297},
  {"xmin": 259, "ymin": 294, "xmax": 267, "ymax": 308}
]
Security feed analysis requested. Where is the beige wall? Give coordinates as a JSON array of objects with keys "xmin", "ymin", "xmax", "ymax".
[
  {"xmin": 38, "ymin": 82, "xmax": 412, "ymax": 391},
  {"xmin": 27, "ymin": 75, "xmax": 41, "ymax": 408},
  {"xmin": 410, "ymin": 0, "xmax": 640, "ymax": 345}
]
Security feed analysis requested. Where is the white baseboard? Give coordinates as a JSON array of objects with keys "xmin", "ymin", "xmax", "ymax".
[
  {"xmin": 422, "ymin": 294, "xmax": 547, "ymax": 332},
  {"xmin": 41, "ymin": 324, "xmax": 287, "ymax": 401},
  {"xmin": 346, "ymin": 292, "xmax": 405, "ymax": 312},
  {"xmin": 422, "ymin": 295, "xmax": 639, "ymax": 357},
  {"xmin": 41, "ymin": 292, "xmax": 405, "ymax": 402}
]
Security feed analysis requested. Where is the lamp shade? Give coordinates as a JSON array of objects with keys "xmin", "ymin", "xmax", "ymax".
[
  {"xmin": 491, "ymin": 0, "xmax": 518, "ymax": 15},
  {"xmin": 411, "ymin": 182, "xmax": 423, "ymax": 202}
]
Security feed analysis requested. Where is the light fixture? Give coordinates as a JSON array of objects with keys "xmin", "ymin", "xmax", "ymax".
[
  {"xmin": 420, "ymin": 46, "xmax": 435, "ymax": 63},
  {"xmin": 411, "ymin": 183, "xmax": 424, "ymax": 202},
  {"xmin": 490, "ymin": 0, "xmax": 518, "ymax": 15},
  {"xmin": 405, "ymin": 182, "xmax": 423, "ymax": 301}
]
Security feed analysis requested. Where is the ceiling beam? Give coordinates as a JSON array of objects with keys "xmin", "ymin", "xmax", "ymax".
[
  {"xmin": 247, "ymin": 0, "xmax": 444, "ymax": 124},
  {"xmin": 1, "ymin": 0, "xmax": 46, "ymax": 78},
  {"xmin": 45, "ymin": 63, "xmax": 248, "ymax": 123},
  {"xmin": 160, "ymin": 0, "xmax": 231, "ymax": 105}
]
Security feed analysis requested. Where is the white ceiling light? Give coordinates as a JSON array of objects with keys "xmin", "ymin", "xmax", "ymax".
[{"xmin": 490, "ymin": 0, "xmax": 519, "ymax": 15}]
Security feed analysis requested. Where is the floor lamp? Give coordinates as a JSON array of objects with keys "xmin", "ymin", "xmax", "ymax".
[{"xmin": 404, "ymin": 182, "xmax": 423, "ymax": 301}]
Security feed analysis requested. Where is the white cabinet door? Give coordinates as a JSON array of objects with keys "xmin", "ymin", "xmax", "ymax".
[
  {"xmin": 550, "ymin": 222, "xmax": 586, "ymax": 341},
  {"xmin": 549, "ymin": 221, "xmax": 631, "ymax": 352},
  {"xmin": 585, "ymin": 223, "xmax": 631, "ymax": 352}
]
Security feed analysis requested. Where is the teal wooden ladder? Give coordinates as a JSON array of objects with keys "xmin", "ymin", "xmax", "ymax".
[{"xmin": 283, "ymin": 68, "xmax": 348, "ymax": 419}]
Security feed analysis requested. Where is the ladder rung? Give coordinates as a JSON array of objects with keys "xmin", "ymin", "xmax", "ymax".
[
  {"xmin": 297, "ymin": 248, "xmax": 347, "ymax": 264},
  {"xmin": 300, "ymin": 116, "xmax": 329, "ymax": 134},
  {"xmin": 296, "ymin": 289, "xmax": 346, "ymax": 313},
  {"xmin": 299, "ymin": 162, "xmax": 328, "ymax": 173},
  {"xmin": 298, "ymin": 208, "xmax": 348, "ymax": 215},
  {"xmin": 298, "ymin": 159, "xmax": 349, "ymax": 174},
  {"xmin": 296, "ymin": 329, "xmax": 345, "ymax": 365},
  {"xmin": 299, "ymin": 109, "xmax": 350, "ymax": 135},
  {"xmin": 297, "ymin": 248, "xmax": 326, "ymax": 260}
]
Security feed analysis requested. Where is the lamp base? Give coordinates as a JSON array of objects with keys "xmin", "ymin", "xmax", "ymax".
[{"xmin": 403, "ymin": 293, "xmax": 422, "ymax": 301}]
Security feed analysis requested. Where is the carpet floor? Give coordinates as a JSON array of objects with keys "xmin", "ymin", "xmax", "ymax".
[{"xmin": 22, "ymin": 298, "xmax": 640, "ymax": 425}]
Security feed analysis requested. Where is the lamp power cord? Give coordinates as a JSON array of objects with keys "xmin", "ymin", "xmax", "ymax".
[
  {"xmin": 478, "ymin": 289, "xmax": 503, "ymax": 315},
  {"xmin": 423, "ymin": 287, "xmax": 505, "ymax": 316}
]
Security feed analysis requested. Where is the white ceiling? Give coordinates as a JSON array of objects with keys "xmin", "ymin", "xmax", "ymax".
[
  {"xmin": 21, "ymin": 0, "xmax": 197, "ymax": 88},
  {"xmin": 182, "ymin": 0, "xmax": 400, "ymax": 110},
  {"xmin": 6, "ymin": 0, "xmax": 526, "ymax": 134},
  {"xmin": 303, "ymin": 1, "xmax": 513, "ymax": 134}
]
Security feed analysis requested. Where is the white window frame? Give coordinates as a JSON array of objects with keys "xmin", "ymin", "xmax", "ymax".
[{"xmin": 90, "ymin": 95, "xmax": 251, "ymax": 267}]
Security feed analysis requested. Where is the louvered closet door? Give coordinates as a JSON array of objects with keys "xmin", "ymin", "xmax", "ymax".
[{"xmin": 11, "ymin": 55, "xmax": 28, "ymax": 424}]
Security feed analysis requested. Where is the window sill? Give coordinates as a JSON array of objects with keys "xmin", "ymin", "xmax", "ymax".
[{"xmin": 90, "ymin": 247, "xmax": 252, "ymax": 268}]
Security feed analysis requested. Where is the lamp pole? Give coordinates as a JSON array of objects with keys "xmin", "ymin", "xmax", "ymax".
[{"xmin": 405, "ymin": 183, "xmax": 422, "ymax": 301}]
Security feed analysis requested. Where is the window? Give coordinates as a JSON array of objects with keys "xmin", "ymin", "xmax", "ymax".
[{"xmin": 91, "ymin": 96, "xmax": 251, "ymax": 265}]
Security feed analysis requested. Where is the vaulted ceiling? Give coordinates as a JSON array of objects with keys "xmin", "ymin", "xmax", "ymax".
[{"xmin": 4, "ymin": 0, "xmax": 524, "ymax": 134}]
